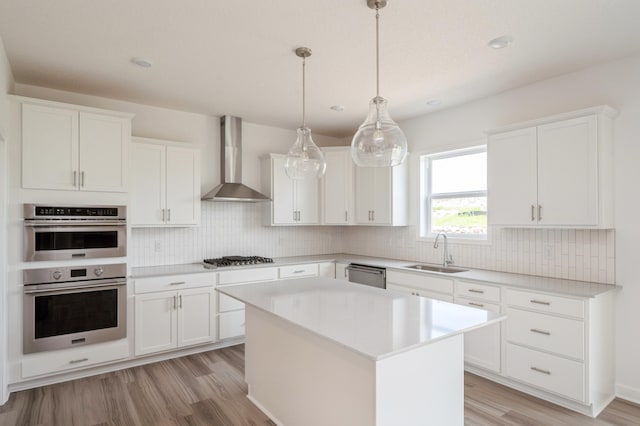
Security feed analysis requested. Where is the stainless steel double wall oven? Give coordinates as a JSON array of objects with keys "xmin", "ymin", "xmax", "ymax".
[{"xmin": 22, "ymin": 204, "xmax": 128, "ymax": 354}]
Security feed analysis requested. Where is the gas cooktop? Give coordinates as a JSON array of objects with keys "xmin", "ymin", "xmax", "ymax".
[{"xmin": 203, "ymin": 256, "xmax": 274, "ymax": 268}]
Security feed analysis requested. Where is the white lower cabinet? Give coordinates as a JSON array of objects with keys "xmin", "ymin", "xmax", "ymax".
[
  {"xmin": 454, "ymin": 280, "xmax": 502, "ymax": 373},
  {"xmin": 217, "ymin": 267, "xmax": 278, "ymax": 340},
  {"xmin": 503, "ymin": 288, "xmax": 614, "ymax": 416},
  {"xmin": 134, "ymin": 274, "xmax": 216, "ymax": 356}
]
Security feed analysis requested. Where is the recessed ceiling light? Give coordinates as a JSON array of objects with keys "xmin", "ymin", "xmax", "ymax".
[
  {"xmin": 426, "ymin": 99, "xmax": 441, "ymax": 107},
  {"xmin": 330, "ymin": 105, "xmax": 345, "ymax": 112},
  {"xmin": 488, "ymin": 36, "xmax": 513, "ymax": 49},
  {"xmin": 131, "ymin": 57, "xmax": 153, "ymax": 68}
]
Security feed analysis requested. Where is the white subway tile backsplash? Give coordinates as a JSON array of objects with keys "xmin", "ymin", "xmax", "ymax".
[
  {"xmin": 130, "ymin": 203, "xmax": 615, "ymax": 284},
  {"xmin": 341, "ymin": 226, "xmax": 615, "ymax": 285}
]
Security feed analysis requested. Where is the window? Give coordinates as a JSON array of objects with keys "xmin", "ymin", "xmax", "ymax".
[{"xmin": 420, "ymin": 146, "xmax": 487, "ymax": 240}]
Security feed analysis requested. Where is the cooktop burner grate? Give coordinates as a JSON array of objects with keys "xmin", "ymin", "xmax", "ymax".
[{"xmin": 203, "ymin": 256, "xmax": 274, "ymax": 268}]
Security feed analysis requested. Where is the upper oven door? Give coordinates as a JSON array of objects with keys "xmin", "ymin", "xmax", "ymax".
[{"xmin": 24, "ymin": 222, "xmax": 126, "ymax": 261}]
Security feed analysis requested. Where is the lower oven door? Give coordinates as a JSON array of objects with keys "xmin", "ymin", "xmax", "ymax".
[
  {"xmin": 23, "ymin": 280, "xmax": 127, "ymax": 354},
  {"xmin": 24, "ymin": 223, "xmax": 126, "ymax": 261}
]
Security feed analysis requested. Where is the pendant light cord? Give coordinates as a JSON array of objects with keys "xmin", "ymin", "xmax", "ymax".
[
  {"xmin": 302, "ymin": 55, "xmax": 306, "ymax": 128},
  {"xmin": 375, "ymin": 6, "xmax": 380, "ymax": 98}
]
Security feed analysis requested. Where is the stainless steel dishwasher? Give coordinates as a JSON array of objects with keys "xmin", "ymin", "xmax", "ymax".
[{"xmin": 346, "ymin": 263, "xmax": 386, "ymax": 289}]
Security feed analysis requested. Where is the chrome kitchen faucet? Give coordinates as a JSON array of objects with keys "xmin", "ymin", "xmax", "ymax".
[{"xmin": 433, "ymin": 232, "xmax": 454, "ymax": 267}]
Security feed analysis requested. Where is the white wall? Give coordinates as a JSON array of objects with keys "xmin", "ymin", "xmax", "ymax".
[
  {"xmin": 0, "ymin": 35, "xmax": 15, "ymax": 404},
  {"xmin": 387, "ymin": 54, "xmax": 640, "ymax": 403}
]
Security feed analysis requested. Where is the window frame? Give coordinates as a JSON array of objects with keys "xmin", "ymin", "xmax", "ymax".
[{"xmin": 419, "ymin": 144, "xmax": 489, "ymax": 243}]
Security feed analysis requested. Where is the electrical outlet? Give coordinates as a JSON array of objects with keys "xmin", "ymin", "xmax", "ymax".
[
  {"xmin": 544, "ymin": 244, "xmax": 554, "ymax": 261},
  {"xmin": 154, "ymin": 240, "xmax": 162, "ymax": 252}
]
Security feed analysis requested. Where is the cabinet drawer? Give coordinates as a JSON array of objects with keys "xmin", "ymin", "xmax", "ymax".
[
  {"xmin": 219, "ymin": 310, "xmax": 245, "ymax": 339},
  {"xmin": 218, "ymin": 292, "xmax": 245, "ymax": 313},
  {"xmin": 455, "ymin": 281, "xmax": 501, "ymax": 303},
  {"xmin": 387, "ymin": 271, "xmax": 454, "ymax": 294},
  {"xmin": 279, "ymin": 263, "xmax": 319, "ymax": 279},
  {"xmin": 387, "ymin": 284, "xmax": 453, "ymax": 302},
  {"xmin": 455, "ymin": 297, "xmax": 501, "ymax": 313},
  {"xmin": 22, "ymin": 340, "xmax": 129, "ymax": 378},
  {"xmin": 506, "ymin": 289, "xmax": 584, "ymax": 319},
  {"xmin": 506, "ymin": 343, "xmax": 585, "ymax": 402},
  {"xmin": 219, "ymin": 267, "xmax": 278, "ymax": 285},
  {"xmin": 505, "ymin": 308, "xmax": 584, "ymax": 360},
  {"xmin": 135, "ymin": 273, "xmax": 216, "ymax": 294}
]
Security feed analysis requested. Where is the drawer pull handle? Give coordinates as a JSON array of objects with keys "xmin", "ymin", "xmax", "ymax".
[
  {"xmin": 69, "ymin": 358, "xmax": 89, "ymax": 364},
  {"xmin": 293, "ymin": 270, "xmax": 305, "ymax": 274},
  {"xmin": 170, "ymin": 281, "xmax": 186, "ymax": 286},
  {"xmin": 468, "ymin": 302, "xmax": 484, "ymax": 308},
  {"xmin": 530, "ymin": 299, "xmax": 551, "ymax": 306},
  {"xmin": 530, "ymin": 328, "xmax": 551, "ymax": 336},
  {"xmin": 468, "ymin": 289, "xmax": 484, "ymax": 294},
  {"xmin": 530, "ymin": 366, "xmax": 551, "ymax": 375}
]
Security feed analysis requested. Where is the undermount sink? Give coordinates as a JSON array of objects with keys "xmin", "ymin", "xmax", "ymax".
[{"xmin": 406, "ymin": 264, "xmax": 468, "ymax": 274}]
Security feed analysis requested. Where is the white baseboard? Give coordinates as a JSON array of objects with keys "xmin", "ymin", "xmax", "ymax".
[{"xmin": 616, "ymin": 383, "xmax": 640, "ymax": 405}]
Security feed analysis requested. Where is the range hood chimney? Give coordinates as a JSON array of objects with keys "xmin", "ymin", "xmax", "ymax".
[{"xmin": 201, "ymin": 116, "xmax": 270, "ymax": 202}]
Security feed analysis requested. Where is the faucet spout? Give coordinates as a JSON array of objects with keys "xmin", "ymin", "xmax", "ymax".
[{"xmin": 433, "ymin": 232, "xmax": 453, "ymax": 267}]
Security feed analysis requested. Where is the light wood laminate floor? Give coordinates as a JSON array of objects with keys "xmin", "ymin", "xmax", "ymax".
[{"xmin": 1, "ymin": 344, "xmax": 638, "ymax": 426}]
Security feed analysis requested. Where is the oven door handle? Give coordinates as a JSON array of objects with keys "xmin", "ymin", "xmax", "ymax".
[
  {"xmin": 24, "ymin": 220, "xmax": 126, "ymax": 227},
  {"xmin": 24, "ymin": 280, "xmax": 127, "ymax": 294}
]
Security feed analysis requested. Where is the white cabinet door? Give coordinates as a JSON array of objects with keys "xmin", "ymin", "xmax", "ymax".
[
  {"xmin": 130, "ymin": 139, "xmax": 200, "ymax": 226},
  {"xmin": 219, "ymin": 310, "xmax": 245, "ymax": 340},
  {"xmin": 537, "ymin": 115, "xmax": 598, "ymax": 226},
  {"xmin": 166, "ymin": 146, "xmax": 201, "ymax": 225},
  {"xmin": 335, "ymin": 262, "xmax": 349, "ymax": 281},
  {"xmin": 488, "ymin": 127, "xmax": 537, "ymax": 226},
  {"xmin": 354, "ymin": 164, "xmax": 405, "ymax": 225},
  {"xmin": 323, "ymin": 149, "xmax": 352, "ymax": 224},
  {"xmin": 488, "ymin": 108, "xmax": 613, "ymax": 228},
  {"xmin": 131, "ymin": 143, "xmax": 166, "ymax": 225},
  {"xmin": 22, "ymin": 103, "xmax": 78, "ymax": 190},
  {"xmin": 295, "ymin": 177, "xmax": 319, "ymax": 224},
  {"xmin": 456, "ymin": 297, "xmax": 501, "ymax": 373},
  {"xmin": 78, "ymin": 112, "xmax": 129, "ymax": 192},
  {"xmin": 372, "ymin": 167, "xmax": 392, "ymax": 224},
  {"xmin": 135, "ymin": 292, "xmax": 177, "ymax": 356},
  {"xmin": 319, "ymin": 262, "xmax": 336, "ymax": 278},
  {"xmin": 266, "ymin": 155, "xmax": 319, "ymax": 225},
  {"xmin": 177, "ymin": 287, "xmax": 215, "ymax": 347},
  {"xmin": 271, "ymin": 156, "xmax": 296, "ymax": 224},
  {"xmin": 354, "ymin": 166, "xmax": 375, "ymax": 224}
]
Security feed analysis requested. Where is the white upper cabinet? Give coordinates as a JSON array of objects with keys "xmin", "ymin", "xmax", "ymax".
[
  {"xmin": 262, "ymin": 154, "xmax": 319, "ymax": 225},
  {"xmin": 322, "ymin": 148, "xmax": 353, "ymax": 225},
  {"xmin": 131, "ymin": 138, "xmax": 201, "ymax": 226},
  {"xmin": 354, "ymin": 159, "xmax": 408, "ymax": 226},
  {"xmin": 488, "ymin": 106, "xmax": 616, "ymax": 228},
  {"xmin": 21, "ymin": 100, "xmax": 132, "ymax": 192}
]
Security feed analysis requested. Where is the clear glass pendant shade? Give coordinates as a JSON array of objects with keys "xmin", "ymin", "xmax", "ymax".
[
  {"xmin": 284, "ymin": 126, "xmax": 327, "ymax": 179},
  {"xmin": 351, "ymin": 96, "xmax": 407, "ymax": 167}
]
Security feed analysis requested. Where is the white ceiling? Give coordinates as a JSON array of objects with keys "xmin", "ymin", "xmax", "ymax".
[{"xmin": 1, "ymin": 0, "xmax": 640, "ymax": 137}]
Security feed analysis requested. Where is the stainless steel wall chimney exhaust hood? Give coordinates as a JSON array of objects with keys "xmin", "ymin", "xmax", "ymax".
[{"xmin": 201, "ymin": 116, "xmax": 270, "ymax": 202}]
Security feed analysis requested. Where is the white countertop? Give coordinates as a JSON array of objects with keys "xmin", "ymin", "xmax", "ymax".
[
  {"xmin": 131, "ymin": 253, "xmax": 617, "ymax": 298},
  {"xmin": 217, "ymin": 277, "xmax": 504, "ymax": 361}
]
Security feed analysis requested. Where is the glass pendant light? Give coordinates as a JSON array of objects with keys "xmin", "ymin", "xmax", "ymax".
[
  {"xmin": 351, "ymin": 0, "xmax": 407, "ymax": 167},
  {"xmin": 284, "ymin": 47, "xmax": 327, "ymax": 179}
]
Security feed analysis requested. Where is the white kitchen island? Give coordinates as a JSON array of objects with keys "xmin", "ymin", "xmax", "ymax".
[{"xmin": 217, "ymin": 277, "xmax": 504, "ymax": 426}]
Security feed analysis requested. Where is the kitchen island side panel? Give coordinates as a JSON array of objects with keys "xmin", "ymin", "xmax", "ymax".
[{"xmin": 244, "ymin": 305, "xmax": 465, "ymax": 426}]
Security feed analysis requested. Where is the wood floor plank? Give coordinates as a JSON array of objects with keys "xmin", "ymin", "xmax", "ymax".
[{"xmin": 2, "ymin": 344, "xmax": 639, "ymax": 425}]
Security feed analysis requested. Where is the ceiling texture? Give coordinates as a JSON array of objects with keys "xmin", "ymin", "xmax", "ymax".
[{"xmin": 1, "ymin": 0, "xmax": 640, "ymax": 137}]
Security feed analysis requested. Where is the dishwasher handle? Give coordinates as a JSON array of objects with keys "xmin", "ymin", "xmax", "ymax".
[{"xmin": 346, "ymin": 264, "xmax": 386, "ymax": 277}]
